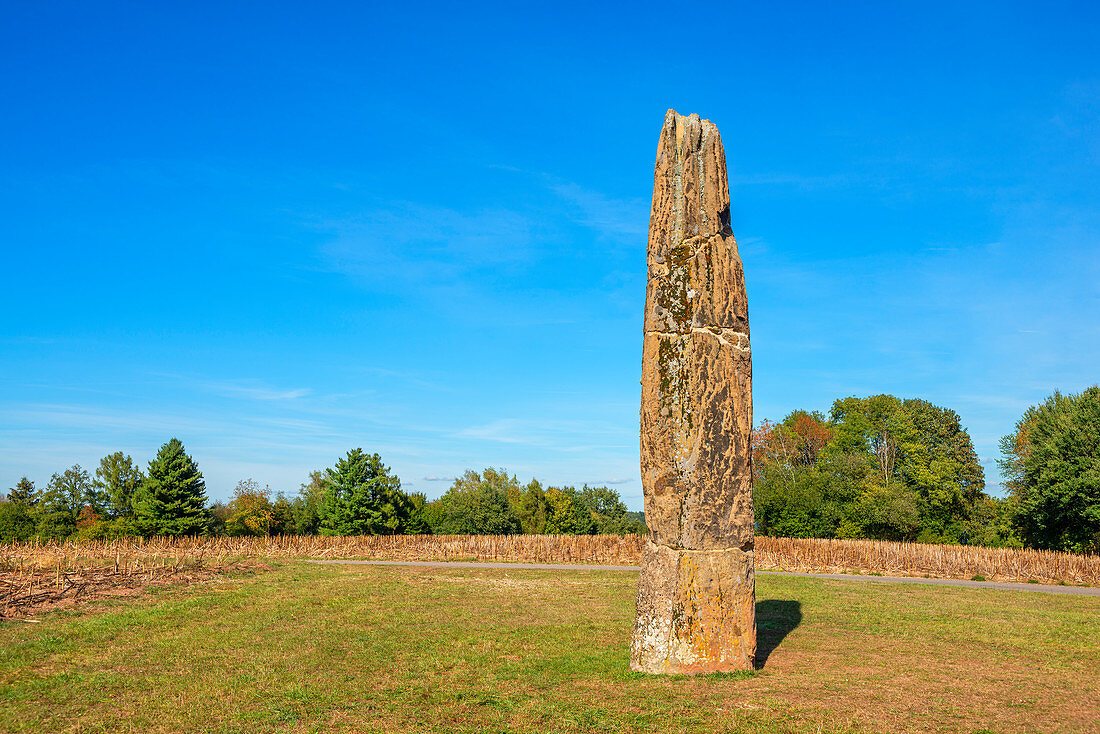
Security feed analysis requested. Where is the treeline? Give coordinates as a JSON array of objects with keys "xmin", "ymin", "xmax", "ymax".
[
  {"xmin": 416, "ymin": 468, "xmax": 646, "ymax": 536},
  {"xmin": 0, "ymin": 443, "xmax": 644, "ymax": 541},
  {"xmin": 1, "ymin": 438, "xmax": 208, "ymax": 541},
  {"xmin": 755, "ymin": 389, "xmax": 1100, "ymax": 554},
  {"xmin": 4, "ymin": 388, "xmax": 1096, "ymax": 553}
]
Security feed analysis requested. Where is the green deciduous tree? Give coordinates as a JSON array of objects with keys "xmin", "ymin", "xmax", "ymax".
[
  {"xmin": 1000, "ymin": 386, "xmax": 1100, "ymax": 553},
  {"xmin": 94, "ymin": 452, "xmax": 144, "ymax": 519},
  {"xmin": 897, "ymin": 399, "xmax": 986, "ymax": 541},
  {"xmin": 517, "ymin": 479, "xmax": 549, "ymax": 534},
  {"xmin": 0, "ymin": 501, "xmax": 36, "ymax": 541},
  {"xmin": 35, "ymin": 466, "xmax": 95, "ymax": 539},
  {"xmin": 206, "ymin": 501, "xmax": 230, "ymax": 537},
  {"xmin": 963, "ymin": 494, "xmax": 1022, "ymax": 548},
  {"xmin": 577, "ymin": 485, "xmax": 646, "ymax": 534},
  {"xmin": 543, "ymin": 486, "xmax": 595, "ymax": 534},
  {"xmin": 435, "ymin": 471, "xmax": 641, "ymax": 536},
  {"xmin": 319, "ymin": 449, "xmax": 422, "ymax": 535},
  {"xmin": 132, "ymin": 438, "xmax": 208, "ymax": 536},
  {"xmin": 754, "ymin": 397, "xmax": 986, "ymax": 543},
  {"xmin": 844, "ymin": 481, "xmax": 922, "ymax": 541},
  {"xmin": 225, "ymin": 479, "xmax": 276, "ymax": 537},
  {"xmin": 403, "ymin": 492, "xmax": 434, "ymax": 535},
  {"xmin": 440, "ymin": 468, "xmax": 521, "ymax": 535},
  {"xmin": 418, "ymin": 497, "xmax": 447, "ymax": 534},
  {"xmin": 292, "ymin": 471, "xmax": 326, "ymax": 535},
  {"xmin": 753, "ymin": 413, "xmax": 863, "ymax": 538},
  {"xmin": 270, "ymin": 492, "xmax": 295, "ymax": 535},
  {"xmin": 829, "ymin": 395, "xmax": 985, "ymax": 542}
]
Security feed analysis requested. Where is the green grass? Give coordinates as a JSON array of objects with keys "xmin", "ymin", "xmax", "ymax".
[{"xmin": 1, "ymin": 562, "xmax": 1098, "ymax": 733}]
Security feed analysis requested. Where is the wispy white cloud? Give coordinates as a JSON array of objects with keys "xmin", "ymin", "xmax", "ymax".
[
  {"xmin": 453, "ymin": 417, "xmax": 628, "ymax": 451},
  {"xmin": 0, "ymin": 400, "xmax": 458, "ymax": 500},
  {"xmin": 208, "ymin": 382, "xmax": 313, "ymax": 401},
  {"xmin": 479, "ymin": 163, "xmax": 647, "ymax": 243},
  {"xmin": 151, "ymin": 373, "xmax": 314, "ymax": 402},
  {"xmin": 3, "ymin": 403, "xmax": 217, "ymax": 436},
  {"xmin": 455, "ymin": 419, "xmax": 535, "ymax": 445},
  {"xmin": 353, "ymin": 367, "xmax": 452, "ymax": 393},
  {"xmin": 549, "ymin": 182, "xmax": 647, "ymax": 241},
  {"xmin": 728, "ymin": 171, "xmax": 869, "ymax": 189},
  {"xmin": 315, "ymin": 203, "xmax": 535, "ymax": 287},
  {"xmin": 423, "ymin": 475, "xmax": 455, "ymax": 482},
  {"xmin": 308, "ymin": 199, "xmax": 603, "ymax": 328}
]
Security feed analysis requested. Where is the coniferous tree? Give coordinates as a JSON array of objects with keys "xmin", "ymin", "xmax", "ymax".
[
  {"xmin": 0, "ymin": 477, "xmax": 38, "ymax": 541},
  {"xmin": 7, "ymin": 477, "xmax": 38, "ymax": 505},
  {"xmin": 133, "ymin": 438, "xmax": 208, "ymax": 536},
  {"xmin": 320, "ymin": 449, "xmax": 419, "ymax": 535}
]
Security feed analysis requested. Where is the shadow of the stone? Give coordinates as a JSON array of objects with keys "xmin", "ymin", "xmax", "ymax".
[{"xmin": 755, "ymin": 599, "xmax": 802, "ymax": 669}]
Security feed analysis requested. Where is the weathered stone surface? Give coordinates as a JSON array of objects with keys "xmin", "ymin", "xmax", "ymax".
[
  {"xmin": 639, "ymin": 331, "xmax": 752, "ymax": 551},
  {"xmin": 631, "ymin": 110, "xmax": 755, "ymax": 673},
  {"xmin": 630, "ymin": 540, "xmax": 755, "ymax": 674}
]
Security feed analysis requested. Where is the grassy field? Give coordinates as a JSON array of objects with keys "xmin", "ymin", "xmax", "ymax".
[{"xmin": 1, "ymin": 562, "xmax": 1097, "ymax": 734}]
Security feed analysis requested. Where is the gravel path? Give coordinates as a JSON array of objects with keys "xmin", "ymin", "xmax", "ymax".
[{"xmin": 308, "ymin": 560, "xmax": 1100, "ymax": 596}]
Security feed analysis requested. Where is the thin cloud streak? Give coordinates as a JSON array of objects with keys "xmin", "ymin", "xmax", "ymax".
[
  {"xmin": 549, "ymin": 181, "xmax": 647, "ymax": 240},
  {"xmin": 453, "ymin": 418, "xmax": 629, "ymax": 450}
]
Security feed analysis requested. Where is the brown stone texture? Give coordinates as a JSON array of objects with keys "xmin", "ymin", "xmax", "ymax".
[
  {"xmin": 631, "ymin": 540, "xmax": 755, "ymax": 674},
  {"xmin": 631, "ymin": 110, "xmax": 755, "ymax": 673}
]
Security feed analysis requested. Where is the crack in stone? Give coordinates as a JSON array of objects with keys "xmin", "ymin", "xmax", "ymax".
[
  {"xmin": 690, "ymin": 328, "xmax": 751, "ymax": 350},
  {"xmin": 650, "ymin": 541, "xmax": 754, "ymax": 553},
  {"xmin": 644, "ymin": 328, "xmax": 751, "ymax": 352}
]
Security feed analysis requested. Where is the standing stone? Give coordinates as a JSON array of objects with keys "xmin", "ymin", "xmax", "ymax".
[{"xmin": 631, "ymin": 110, "xmax": 755, "ymax": 674}]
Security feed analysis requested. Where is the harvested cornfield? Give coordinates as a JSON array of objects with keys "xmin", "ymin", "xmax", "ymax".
[
  {"xmin": 2, "ymin": 534, "xmax": 1097, "ymax": 586},
  {"xmin": 0, "ymin": 534, "xmax": 644, "ymax": 570},
  {"xmin": 0, "ymin": 559, "xmax": 255, "ymax": 620},
  {"xmin": 755, "ymin": 537, "xmax": 1099, "ymax": 586}
]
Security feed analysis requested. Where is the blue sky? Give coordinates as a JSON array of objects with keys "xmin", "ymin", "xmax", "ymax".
[{"xmin": 2, "ymin": 2, "xmax": 1098, "ymax": 508}]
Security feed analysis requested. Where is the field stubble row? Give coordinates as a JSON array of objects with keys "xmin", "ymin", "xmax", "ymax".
[{"xmin": 2, "ymin": 534, "xmax": 1097, "ymax": 586}]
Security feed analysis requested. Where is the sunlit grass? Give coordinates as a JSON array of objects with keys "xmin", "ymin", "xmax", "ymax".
[{"xmin": 1, "ymin": 562, "xmax": 1097, "ymax": 733}]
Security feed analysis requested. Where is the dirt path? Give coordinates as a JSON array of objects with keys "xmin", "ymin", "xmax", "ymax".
[{"xmin": 308, "ymin": 559, "xmax": 1100, "ymax": 596}]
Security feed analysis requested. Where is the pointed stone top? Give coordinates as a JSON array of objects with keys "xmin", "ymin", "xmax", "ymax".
[
  {"xmin": 663, "ymin": 108, "xmax": 718, "ymax": 133},
  {"xmin": 651, "ymin": 110, "xmax": 731, "ymax": 247}
]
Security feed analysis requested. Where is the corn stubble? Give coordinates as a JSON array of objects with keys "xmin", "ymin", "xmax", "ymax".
[
  {"xmin": 2, "ymin": 535, "xmax": 1096, "ymax": 587},
  {"xmin": 0, "ymin": 555, "xmax": 254, "ymax": 620}
]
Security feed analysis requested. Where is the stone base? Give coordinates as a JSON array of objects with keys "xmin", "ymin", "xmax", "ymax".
[{"xmin": 630, "ymin": 539, "xmax": 755, "ymax": 673}]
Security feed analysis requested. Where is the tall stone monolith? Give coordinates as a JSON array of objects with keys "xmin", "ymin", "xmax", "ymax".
[{"xmin": 630, "ymin": 109, "xmax": 755, "ymax": 674}]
